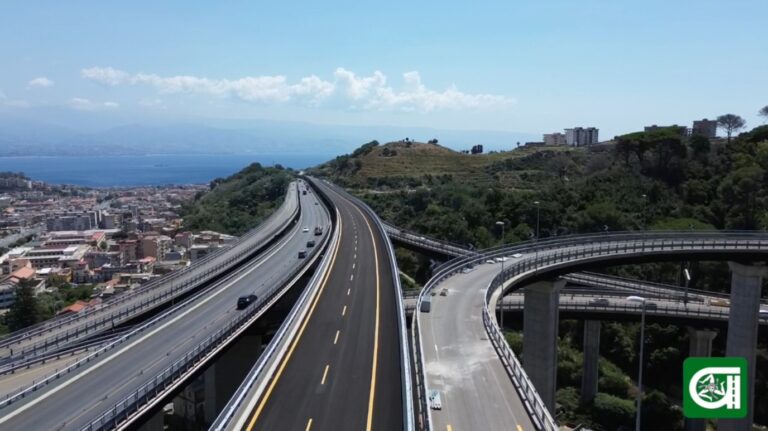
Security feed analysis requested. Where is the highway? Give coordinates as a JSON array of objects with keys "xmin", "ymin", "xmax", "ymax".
[
  {"xmin": 0, "ymin": 185, "xmax": 301, "ymax": 363},
  {"xmin": 0, "ymin": 182, "xmax": 330, "ymax": 431},
  {"xmin": 420, "ymin": 261, "xmax": 535, "ymax": 431},
  {"xmin": 237, "ymin": 179, "xmax": 404, "ymax": 431}
]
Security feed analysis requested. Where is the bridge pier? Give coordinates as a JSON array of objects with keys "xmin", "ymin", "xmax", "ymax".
[
  {"xmin": 719, "ymin": 262, "xmax": 766, "ymax": 431},
  {"xmin": 204, "ymin": 334, "xmax": 264, "ymax": 425},
  {"xmin": 684, "ymin": 327, "xmax": 717, "ymax": 431},
  {"xmin": 580, "ymin": 320, "xmax": 601, "ymax": 404},
  {"xmin": 136, "ymin": 407, "xmax": 165, "ymax": 431},
  {"xmin": 523, "ymin": 279, "xmax": 565, "ymax": 411}
]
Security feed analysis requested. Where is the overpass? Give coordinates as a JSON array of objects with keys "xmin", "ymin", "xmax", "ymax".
[
  {"xmin": 0, "ymin": 181, "xmax": 332, "ymax": 430},
  {"xmin": 408, "ymin": 231, "xmax": 768, "ymax": 431},
  {"xmin": 0, "ymin": 185, "xmax": 302, "ymax": 365},
  {"xmin": 210, "ymin": 177, "xmax": 413, "ymax": 431}
]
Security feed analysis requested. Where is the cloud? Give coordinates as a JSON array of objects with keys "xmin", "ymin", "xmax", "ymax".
[
  {"xmin": 139, "ymin": 98, "xmax": 166, "ymax": 109},
  {"xmin": 28, "ymin": 77, "xmax": 54, "ymax": 88},
  {"xmin": 81, "ymin": 67, "xmax": 130, "ymax": 86},
  {"xmin": 81, "ymin": 66, "xmax": 512, "ymax": 112},
  {"xmin": 69, "ymin": 97, "xmax": 120, "ymax": 111}
]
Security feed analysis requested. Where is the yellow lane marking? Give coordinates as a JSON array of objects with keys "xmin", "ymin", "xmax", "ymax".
[
  {"xmin": 517, "ymin": 425, "xmax": 523, "ymax": 431},
  {"xmin": 342, "ymin": 305, "xmax": 347, "ymax": 316},
  {"xmin": 305, "ymin": 418, "xmax": 313, "ymax": 431},
  {"xmin": 352, "ymin": 204, "xmax": 381, "ymax": 431},
  {"xmin": 447, "ymin": 425, "xmax": 453, "ymax": 431},
  {"xmin": 334, "ymin": 330, "xmax": 340, "ymax": 345},
  {"xmin": 244, "ymin": 212, "xmax": 343, "ymax": 431},
  {"xmin": 321, "ymin": 364, "xmax": 330, "ymax": 385}
]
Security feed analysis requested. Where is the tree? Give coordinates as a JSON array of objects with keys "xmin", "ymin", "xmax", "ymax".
[
  {"xmin": 760, "ymin": 105, "xmax": 768, "ymax": 123},
  {"xmin": 689, "ymin": 135, "xmax": 711, "ymax": 157},
  {"xmin": 6, "ymin": 279, "xmax": 41, "ymax": 331},
  {"xmin": 717, "ymin": 114, "xmax": 746, "ymax": 143}
]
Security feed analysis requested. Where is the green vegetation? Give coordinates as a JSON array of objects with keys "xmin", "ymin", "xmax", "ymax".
[{"xmin": 181, "ymin": 163, "xmax": 295, "ymax": 235}]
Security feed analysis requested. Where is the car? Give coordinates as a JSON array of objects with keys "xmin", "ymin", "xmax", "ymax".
[
  {"xmin": 314, "ymin": 202, "xmax": 319, "ymax": 205},
  {"xmin": 237, "ymin": 294, "xmax": 258, "ymax": 310},
  {"xmin": 759, "ymin": 308, "xmax": 768, "ymax": 319},
  {"xmin": 306, "ymin": 240, "xmax": 316, "ymax": 248},
  {"xmin": 440, "ymin": 288, "xmax": 448, "ymax": 296},
  {"xmin": 644, "ymin": 301, "xmax": 658, "ymax": 310},
  {"xmin": 494, "ymin": 256, "xmax": 509, "ymax": 263},
  {"xmin": 298, "ymin": 250, "xmax": 307, "ymax": 258},
  {"xmin": 302, "ymin": 227, "xmax": 309, "ymax": 233},
  {"xmin": 485, "ymin": 259, "xmax": 495, "ymax": 264},
  {"xmin": 511, "ymin": 253, "xmax": 523, "ymax": 259},
  {"xmin": 709, "ymin": 298, "xmax": 730, "ymax": 307},
  {"xmin": 314, "ymin": 226, "xmax": 323, "ymax": 236},
  {"xmin": 589, "ymin": 298, "xmax": 610, "ymax": 306}
]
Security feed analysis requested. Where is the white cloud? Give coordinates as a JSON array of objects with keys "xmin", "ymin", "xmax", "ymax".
[
  {"xmin": 81, "ymin": 66, "xmax": 130, "ymax": 86},
  {"xmin": 139, "ymin": 98, "xmax": 166, "ymax": 109},
  {"xmin": 28, "ymin": 77, "xmax": 54, "ymax": 88},
  {"xmin": 69, "ymin": 97, "xmax": 119, "ymax": 111},
  {"xmin": 81, "ymin": 66, "xmax": 512, "ymax": 112}
]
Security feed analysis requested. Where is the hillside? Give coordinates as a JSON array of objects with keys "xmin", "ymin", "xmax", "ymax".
[
  {"xmin": 181, "ymin": 163, "xmax": 294, "ymax": 235},
  {"xmin": 310, "ymin": 140, "xmax": 580, "ymax": 190}
]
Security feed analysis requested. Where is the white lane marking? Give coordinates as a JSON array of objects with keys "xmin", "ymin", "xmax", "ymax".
[
  {"xmin": 347, "ymin": 288, "xmax": 351, "ymax": 296},
  {"xmin": 352, "ymin": 263, "xmax": 356, "ymax": 270},
  {"xmin": 342, "ymin": 305, "xmax": 347, "ymax": 316},
  {"xmin": 0, "ymin": 217, "xmax": 308, "ymax": 424},
  {"xmin": 334, "ymin": 330, "xmax": 340, "ymax": 345},
  {"xmin": 350, "ymin": 274, "xmax": 354, "ymax": 281}
]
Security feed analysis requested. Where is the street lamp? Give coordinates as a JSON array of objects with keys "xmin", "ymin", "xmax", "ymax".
[
  {"xmin": 683, "ymin": 267, "xmax": 691, "ymax": 306},
  {"xmin": 641, "ymin": 194, "xmax": 647, "ymax": 231},
  {"xmin": 626, "ymin": 295, "xmax": 646, "ymax": 431},
  {"xmin": 496, "ymin": 220, "xmax": 505, "ymax": 329},
  {"xmin": 533, "ymin": 201, "xmax": 541, "ymax": 240}
]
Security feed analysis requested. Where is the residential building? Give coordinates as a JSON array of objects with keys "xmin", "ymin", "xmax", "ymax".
[
  {"xmin": 564, "ymin": 127, "xmax": 599, "ymax": 146},
  {"xmin": 543, "ymin": 133, "xmax": 567, "ymax": 146},
  {"xmin": 691, "ymin": 119, "xmax": 718, "ymax": 138}
]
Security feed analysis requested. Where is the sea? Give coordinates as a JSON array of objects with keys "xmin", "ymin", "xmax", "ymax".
[{"xmin": 0, "ymin": 153, "xmax": 332, "ymax": 187}]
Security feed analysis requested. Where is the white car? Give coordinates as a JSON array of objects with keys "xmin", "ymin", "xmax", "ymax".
[
  {"xmin": 511, "ymin": 253, "xmax": 523, "ymax": 258},
  {"xmin": 302, "ymin": 227, "xmax": 309, "ymax": 233},
  {"xmin": 485, "ymin": 259, "xmax": 495, "ymax": 264}
]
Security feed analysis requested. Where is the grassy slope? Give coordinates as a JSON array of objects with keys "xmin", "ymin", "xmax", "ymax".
[{"xmin": 312, "ymin": 140, "xmax": 578, "ymax": 190}]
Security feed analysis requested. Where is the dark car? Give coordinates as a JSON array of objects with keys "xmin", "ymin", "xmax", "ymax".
[
  {"xmin": 306, "ymin": 240, "xmax": 316, "ymax": 248},
  {"xmin": 314, "ymin": 226, "xmax": 323, "ymax": 236},
  {"xmin": 298, "ymin": 250, "xmax": 307, "ymax": 258},
  {"xmin": 237, "ymin": 294, "xmax": 258, "ymax": 310}
]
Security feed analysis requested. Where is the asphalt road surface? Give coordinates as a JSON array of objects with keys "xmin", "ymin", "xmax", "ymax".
[
  {"xmin": 242, "ymin": 180, "xmax": 403, "ymax": 431},
  {"xmin": 0, "ymin": 184, "xmax": 329, "ymax": 431}
]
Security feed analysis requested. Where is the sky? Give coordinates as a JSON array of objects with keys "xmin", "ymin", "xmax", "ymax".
[{"xmin": 1, "ymin": 0, "xmax": 766, "ymax": 139}]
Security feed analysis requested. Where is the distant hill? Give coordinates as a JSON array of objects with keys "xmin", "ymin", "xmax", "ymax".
[{"xmin": 310, "ymin": 140, "xmax": 583, "ymax": 190}]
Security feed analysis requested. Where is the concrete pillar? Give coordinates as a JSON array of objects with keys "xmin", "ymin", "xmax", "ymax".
[
  {"xmin": 719, "ymin": 262, "xmax": 766, "ymax": 431},
  {"xmin": 685, "ymin": 328, "xmax": 717, "ymax": 431},
  {"xmin": 136, "ymin": 407, "xmax": 165, "ymax": 431},
  {"xmin": 580, "ymin": 320, "xmax": 601, "ymax": 403},
  {"xmin": 204, "ymin": 334, "xmax": 263, "ymax": 425},
  {"xmin": 523, "ymin": 279, "xmax": 565, "ymax": 411}
]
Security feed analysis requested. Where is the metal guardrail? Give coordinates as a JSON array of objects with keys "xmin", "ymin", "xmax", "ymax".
[
  {"xmin": 499, "ymin": 294, "xmax": 768, "ymax": 325},
  {"xmin": 0, "ymin": 184, "xmax": 301, "ymax": 361},
  {"xmin": 210, "ymin": 180, "xmax": 337, "ymax": 431},
  {"xmin": 80, "ymin": 193, "xmax": 327, "ymax": 431},
  {"xmin": 382, "ymin": 222, "xmax": 474, "ymax": 258}
]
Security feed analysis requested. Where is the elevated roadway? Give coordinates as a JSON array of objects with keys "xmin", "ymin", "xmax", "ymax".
[
  {"xmin": 413, "ymin": 231, "xmax": 768, "ymax": 431},
  {"xmin": 0, "ymin": 182, "xmax": 330, "ymax": 431},
  {"xmin": 224, "ymin": 178, "xmax": 408, "ymax": 431},
  {"xmin": 0, "ymin": 185, "xmax": 301, "ymax": 364}
]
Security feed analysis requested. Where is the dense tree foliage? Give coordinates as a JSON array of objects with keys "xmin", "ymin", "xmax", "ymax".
[{"xmin": 182, "ymin": 163, "xmax": 294, "ymax": 235}]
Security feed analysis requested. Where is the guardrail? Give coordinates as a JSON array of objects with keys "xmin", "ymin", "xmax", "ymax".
[
  {"xmin": 0, "ymin": 184, "xmax": 301, "ymax": 361},
  {"xmin": 80, "ymin": 191, "xmax": 328, "ymax": 431},
  {"xmin": 210, "ymin": 179, "xmax": 337, "ymax": 430},
  {"xmin": 499, "ymin": 294, "xmax": 768, "ymax": 325}
]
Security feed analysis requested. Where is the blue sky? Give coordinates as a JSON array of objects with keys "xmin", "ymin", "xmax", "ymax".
[{"xmin": 1, "ymin": 0, "xmax": 766, "ymax": 139}]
